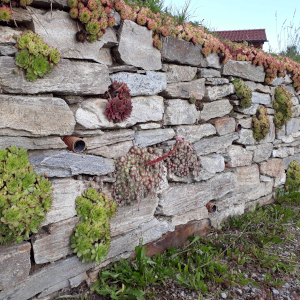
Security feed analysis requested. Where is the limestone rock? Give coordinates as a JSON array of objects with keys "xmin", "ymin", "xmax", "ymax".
[
  {"xmin": 164, "ymin": 99, "xmax": 199, "ymax": 125},
  {"xmin": 0, "ymin": 57, "xmax": 110, "ymax": 95},
  {"xmin": 193, "ymin": 169, "xmax": 215, "ymax": 182},
  {"xmin": 205, "ymin": 78, "xmax": 229, "ymax": 85},
  {"xmin": 272, "ymin": 147, "xmax": 294, "ymax": 158},
  {"xmin": 0, "ymin": 95, "xmax": 75, "ymax": 137},
  {"xmin": 161, "ymin": 36, "xmax": 203, "ymax": 66},
  {"xmin": 283, "ymin": 154, "xmax": 300, "ymax": 169},
  {"xmin": 200, "ymin": 99, "xmax": 233, "ymax": 121},
  {"xmin": 113, "ymin": 20, "xmax": 161, "ymax": 70},
  {"xmin": 197, "ymin": 68, "xmax": 221, "ymax": 78},
  {"xmin": 87, "ymin": 141, "xmax": 133, "ymax": 158},
  {"xmin": 110, "ymin": 71, "xmax": 167, "ymax": 96},
  {"xmin": 259, "ymin": 158, "xmax": 285, "ymax": 177},
  {"xmin": 204, "ymin": 84, "xmax": 235, "ymax": 100},
  {"xmin": 133, "ymin": 128, "xmax": 175, "ymax": 147},
  {"xmin": 234, "ymin": 103, "xmax": 259, "ymax": 115},
  {"xmin": 171, "ymin": 207, "xmax": 208, "ymax": 226},
  {"xmin": 75, "ymin": 96, "xmax": 164, "ymax": 129},
  {"xmin": 0, "ymin": 45, "xmax": 18, "ymax": 56},
  {"xmin": 286, "ymin": 118, "xmax": 300, "ymax": 135},
  {"xmin": 193, "ymin": 133, "xmax": 239, "ymax": 156},
  {"xmin": 222, "ymin": 60, "xmax": 265, "ymax": 82},
  {"xmin": 162, "ymin": 64, "xmax": 197, "ymax": 83},
  {"xmin": 252, "ymin": 143, "xmax": 273, "ymax": 163},
  {"xmin": 29, "ymin": 151, "xmax": 115, "ymax": 178},
  {"xmin": 0, "ymin": 242, "xmax": 31, "ymax": 290},
  {"xmin": 200, "ymin": 154, "xmax": 225, "ymax": 173},
  {"xmin": 236, "ymin": 129, "xmax": 256, "ymax": 145},
  {"xmin": 174, "ymin": 124, "xmax": 216, "ymax": 143},
  {"xmin": 224, "ymin": 145, "xmax": 253, "ymax": 167},
  {"xmin": 251, "ymin": 92, "xmax": 271, "ymax": 105},
  {"xmin": 211, "ymin": 117, "xmax": 235, "ymax": 136},
  {"xmin": 160, "ymin": 79, "xmax": 205, "ymax": 99}
]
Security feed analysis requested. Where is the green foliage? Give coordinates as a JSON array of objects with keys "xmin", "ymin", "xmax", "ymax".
[
  {"xmin": 273, "ymin": 86, "xmax": 293, "ymax": 130},
  {"xmin": 15, "ymin": 30, "xmax": 59, "ymax": 82},
  {"xmin": 0, "ymin": 5, "xmax": 12, "ymax": 22},
  {"xmin": 252, "ymin": 106, "xmax": 270, "ymax": 141},
  {"xmin": 0, "ymin": 146, "xmax": 53, "ymax": 245},
  {"xmin": 189, "ymin": 96, "xmax": 196, "ymax": 104},
  {"xmin": 286, "ymin": 160, "xmax": 300, "ymax": 192},
  {"xmin": 232, "ymin": 78, "xmax": 252, "ymax": 108},
  {"xmin": 71, "ymin": 188, "xmax": 117, "ymax": 263}
]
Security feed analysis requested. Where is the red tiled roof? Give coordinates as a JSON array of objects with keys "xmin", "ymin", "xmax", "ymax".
[{"xmin": 214, "ymin": 29, "xmax": 267, "ymax": 42}]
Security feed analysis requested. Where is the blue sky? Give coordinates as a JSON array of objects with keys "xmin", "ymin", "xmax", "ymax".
[{"xmin": 162, "ymin": 0, "xmax": 299, "ymax": 53}]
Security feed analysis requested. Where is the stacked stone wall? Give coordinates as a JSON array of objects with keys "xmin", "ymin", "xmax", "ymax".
[{"xmin": 0, "ymin": 5, "xmax": 300, "ymax": 299}]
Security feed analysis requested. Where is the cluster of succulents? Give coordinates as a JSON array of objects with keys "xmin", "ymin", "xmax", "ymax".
[
  {"xmin": 273, "ymin": 87, "xmax": 293, "ymax": 131},
  {"xmin": 0, "ymin": 0, "xmax": 33, "ymax": 22},
  {"xmin": 105, "ymin": 81, "xmax": 132, "ymax": 123},
  {"xmin": 68, "ymin": 0, "xmax": 116, "ymax": 43},
  {"xmin": 0, "ymin": 146, "xmax": 53, "ymax": 245},
  {"xmin": 14, "ymin": 30, "xmax": 60, "ymax": 82},
  {"xmin": 71, "ymin": 188, "xmax": 117, "ymax": 263},
  {"xmin": 286, "ymin": 161, "xmax": 300, "ymax": 192},
  {"xmin": 252, "ymin": 106, "xmax": 270, "ymax": 141},
  {"xmin": 112, "ymin": 145, "xmax": 165, "ymax": 206},
  {"xmin": 232, "ymin": 78, "xmax": 252, "ymax": 108}
]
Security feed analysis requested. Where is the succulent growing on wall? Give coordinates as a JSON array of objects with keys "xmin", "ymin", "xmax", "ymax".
[
  {"xmin": 252, "ymin": 106, "xmax": 270, "ymax": 142},
  {"xmin": 0, "ymin": 146, "xmax": 53, "ymax": 245},
  {"xmin": 105, "ymin": 81, "xmax": 132, "ymax": 123},
  {"xmin": 14, "ymin": 30, "xmax": 60, "ymax": 82},
  {"xmin": 273, "ymin": 87, "xmax": 293, "ymax": 131},
  {"xmin": 232, "ymin": 78, "xmax": 252, "ymax": 108},
  {"xmin": 0, "ymin": 4, "xmax": 12, "ymax": 22},
  {"xmin": 286, "ymin": 161, "xmax": 300, "ymax": 192},
  {"xmin": 71, "ymin": 188, "xmax": 117, "ymax": 263}
]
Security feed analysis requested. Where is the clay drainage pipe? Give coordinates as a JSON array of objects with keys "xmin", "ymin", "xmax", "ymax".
[
  {"xmin": 63, "ymin": 136, "xmax": 86, "ymax": 153},
  {"xmin": 206, "ymin": 202, "xmax": 217, "ymax": 213},
  {"xmin": 235, "ymin": 123, "xmax": 242, "ymax": 132}
]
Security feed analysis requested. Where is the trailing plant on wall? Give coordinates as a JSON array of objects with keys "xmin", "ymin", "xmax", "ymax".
[
  {"xmin": 0, "ymin": 146, "xmax": 53, "ymax": 245},
  {"xmin": 273, "ymin": 87, "xmax": 293, "ymax": 131},
  {"xmin": 252, "ymin": 106, "xmax": 270, "ymax": 142},
  {"xmin": 286, "ymin": 160, "xmax": 300, "ymax": 192},
  {"xmin": 232, "ymin": 78, "xmax": 252, "ymax": 108},
  {"xmin": 14, "ymin": 30, "xmax": 60, "ymax": 82},
  {"xmin": 105, "ymin": 81, "xmax": 132, "ymax": 123},
  {"xmin": 71, "ymin": 188, "xmax": 117, "ymax": 263}
]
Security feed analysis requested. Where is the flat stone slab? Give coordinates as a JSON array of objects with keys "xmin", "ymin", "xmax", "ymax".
[
  {"xmin": 133, "ymin": 128, "xmax": 175, "ymax": 147},
  {"xmin": 0, "ymin": 95, "xmax": 75, "ymax": 137},
  {"xmin": 171, "ymin": 207, "xmax": 208, "ymax": 226},
  {"xmin": 200, "ymin": 52, "xmax": 221, "ymax": 69},
  {"xmin": 259, "ymin": 158, "xmax": 285, "ymax": 178},
  {"xmin": 200, "ymin": 154, "xmax": 225, "ymax": 173},
  {"xmin": 160, "ymin": 79, "xmax": 205, "ymax": 99},
  {"xmin": 113, "ymin": 20, "xmax": 161, "ymax": 70},
  {"xmin": 110, "ymin": 71, "xmax": 167, "ymax": 96},
  {"xmin": 272, "ymin": 147, "xmax": 294, "ymax": 158},
  {"xmin": 204, "ymin": 84, "xmax": 234, "ymax": 101},
  {"xmin": 0, "ymin": 45, "xmax": 18, "ymax": 56},
  {"xmin": 251, "ymin": 92, "xmax": 271, "ymax": 105},
  {"xmin": 236, "ymin": 129, "xmax": 256, "ymax": 145},
  {"xmin": 161, "ymin": 36, "xmax": 203, "ymax": 66},
  {"xmin": 283, "ymin": 154, "xmax": 300, "ymax": 169},
  {"xmin": 205, "ymin": 78, "xmax": 229, "ymax": 85},
  {"xmin": 286, "ymin": 118, "xmax": 300, "ymax": 135},
  {"xmin": 162, "ymin": 64, "xmax": 197, "ymax": 83},
  {"xmin": 252, "ymin": 143, "xmax": 273, "ymax": 163},
  {"xmin": 75, "ymin": 96, "xmax": 164, "ymax": 129},
  {"xmin": 197, "ymin": 68, "xmax": 221, "ymax": 78},
  {"xmin": 235, "ymin": 164, "xmax": 260, "ymax": 193},
  {"xmin": 235, "ymin": 103, "xmax": 259, "ymax": 115},
  {"xmin": 174, "ymin": 124, "xmax": 216, "ymax": 143},
  {"xmin": 222, "ymin": 60, "xmax": 265, "ymax": 82},
  {"xmin": 164, "ymin": 99, "xmax": 199, "ymax": 125},
  {"xmin": 0, "ymin": 242, "xmax": 31, "ymax": 290},
  {"xmin": 211, "ymin": 117, "xmax": 235, "ymax": 136},
  {"xmin": 0, "ymin": 57, "xmax": 110, "ymax": 95},
  {"xmin": 29, "ymin": 151, "xmax": 115, "ymax": 178},
  {"xmin": 224, "ymin": 145, "xmax": 253, "ymax": 167},
  {"xmin": 200, "ymin": 99, "xmax": 233, "ymax": 121}
]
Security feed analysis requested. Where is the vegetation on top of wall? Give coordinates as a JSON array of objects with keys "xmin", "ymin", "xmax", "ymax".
[
  {"xmin": 232, "ymin": 78, "xmax": 252, "ymax": 108},
  {"xmin": 286, "ymin": 160, "xmax": 300, "ymax": 192},
  {"xmin": 14, "ymin": 31, "xmax": 60, "ymax": 82},
  {"xmin": 252, "ymin": 106, "xmax": 270, "ymax": 142},
  {"xmin": 273, "ymin": 86, "xmax": 293, "ymax": 131},
  {"xmin": 0, "ymin": 146, "xmax": 53, "ymax": 245},
  {"xmin": 71, "ymin": 188, "xmax": 117, "ymax": 263}
]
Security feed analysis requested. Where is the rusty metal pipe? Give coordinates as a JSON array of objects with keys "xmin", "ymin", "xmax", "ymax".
[
  {"xmin": 235, "ymin": 123, "xmax": 242, "ymax": 132},
  {"xmin": 63, "ymin": 136, "xmax": 86, "ymax": 153},
  {"xmin": 206, "ymin": 202, "xmax": 217, "ymax": 213}
]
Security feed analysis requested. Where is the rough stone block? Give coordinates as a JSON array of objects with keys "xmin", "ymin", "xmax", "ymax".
[
  {"xmin": 136, "ymin": 123, "xmax": 161, "ymax": 130},
  {"xmin": 0, "ymin": 26, "xmax": 20, "ymax": 44},
  {"xmin": 210, "ymin": 117, "xmax": 236, "ymax": 136},
  {"xmin": 174, "ymin": 124, "xmax": 216, "ymax": 143},
  {"xmin": 171, "ymin": 207, "xmax": 208, "ymax": 226},
  {"xmin": 203, "ymin": 84, "xmax": 235, "ymax": 101},
  {"xmin": 200, "ymin": 99, "xmax": 233, "ymax": 121},
  {"xmin": 200, "ymin": 154, "xmax": 225, "ymax": 173},
  {"xmin": 0, "ymin": 45, "xmax": 18, "ymax": 56},
  {"xmin": 291, "ymin": 105, "xmax": 300, "ymax": 118},
  {"xmin": 241, "ymin": 180, "xmax": 273, "ymax": 202},
  {"xmin": 133, "ymin": 128, "xmax": 175, "ymax": 147},
  {"xmin": 224, "ymin": 145, "xmax": 253, "ymax": 167},
  {"xmin": 202, "ymin": 52, "xmax": 222, "ymax": 69},
  {"xmin": 234, "ymin": 103, "xmax": 259, "ymax": 115},
  {"xmin": 162, "ymin": 64, "xmax": 197, "ymax": 83},
  {"xmin": 164, "ymin": 99, "xmax": 199, "ymax": 125},
  {"xmin": 270, "ymin": 77, "xmax": 284, "ymax": 86},
  {"xmin": 161, "ymin": 36, "xmax": 203, "ymax": 66},
  {"xmin": 274, "ymin": 172, "xmax": 286, "ymax": 187},
  {"xmin": 235, "ymin": 164, "xmax": 260, "ymax": 193},
  {"xmin": 283, "ymin": 154, "xmax": 300, "ymax": 169},
  {"xmin": 251, "ymin": 92, "xmax": 271, "ymax": 105},
  {"xmin": 236, "ymin": 129, "xmax": 256, "ymax": 145},
  {"xmin": 197, "ymin": 68, "xmax": 221, "ymax": 78},
  {"xmin": 259, "ymin": 158, "xmax": 285, "ymax": 177},
  {"xmin": 222, "ymin": 60, "xmax": 265, "ymax": 82},
  {"xmin": 244, "ymin": 81, "xmax": 257, "ymax": 91},
  {"xmin": 0, "ymin": 242, "xmax": 31, "ymax": 290},
  {"xmin": 286, "ymin": 118, "xmax": 300, "ymax": 135},
  {"xmin": 272, "ymin": 147, "xmax": 294, "ymax": 158},
  {"xmin": 252, "ymin": 143, "xmax": 273, "ymax": 163},
  {"xmin": 205, "ymin": 78, "xmax": 229, "ymax": 85},
  {"xmin": 110, "ymin": 71, "xmax": 167, "ymax": 96},
  {"xmin": 256, "ymin": 84, "xmax": 271, "ymax": 94},
  {"xmin": 238, "ymin": 118, "xmax": 252, "ymax": 129}
]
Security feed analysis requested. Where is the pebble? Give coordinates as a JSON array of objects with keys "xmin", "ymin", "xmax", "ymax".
[
  {"xmin": 236, "ymin": 288, "xmax": 243, "ymax": 295},
  {"xmin": 180, "ymin": 291, "xmax": 185, "ymax": 297},
  {"xmin": 283, "ymin": 283, "xmax": 291, "ymax": 289},
  {"xmin": 221, "ymin": 292, "xmax": 227, "ymax": 299},
  {"xmin": 272, "ymin": 288, "xmax": 280, "ymax": 295}
]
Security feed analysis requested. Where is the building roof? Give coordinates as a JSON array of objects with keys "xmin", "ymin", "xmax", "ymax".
[{"xmin": 214, "ymin": 29, "xmax": 268, "ymax": 43}]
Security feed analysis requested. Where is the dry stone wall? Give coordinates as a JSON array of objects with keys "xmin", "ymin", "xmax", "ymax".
[{"xmin": 0, "ymin": 5, "xmax": 300, "ymax": 300}]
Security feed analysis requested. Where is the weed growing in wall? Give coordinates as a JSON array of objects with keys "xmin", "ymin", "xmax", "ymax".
[
  {"xmin": 252, "ymin": 106, "xmax": 270, "ymax": 141},
  {"xmin": 0, "ymin": 146, "xmax": 53, "ymax": 245},
  {"xmin": 71, "ymin": 188, "xmax": 117, "ymax": 263},
  {"xmin": 232, "ymin": 78, "xmax": 252, "ymax": 108},
  {"xmin": 286, "ymin": 160, "xmax": 300, "ymax": 192}
]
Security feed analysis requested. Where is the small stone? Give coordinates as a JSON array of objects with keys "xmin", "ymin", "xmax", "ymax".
[
  {"xmin": 205, "ymin": 77, "xmax": 229, "ymax": 85},
  {"xmin": 272, "ymin": 288, "xmax": 279, "ymax": 295},
  {"xmin": 252, "ymin": 92, "xmax": 271, "ymax": 105},
  {"xmin": 236, "ymin": 288, "xmax": 243, "ymax": 296},
  {"xmin": 238, "ymin": 118, "xmax": 252, "ymax": 129},
  {"xmin": 200, "ymin": 99, "xmax": 233, "ymax": 121},
  {"xmin": 197, "ymin": 68, "xmax": 221, "ymax": 78},
  {"xmin": 272, "ymin": 147, "xmax": 294, "ymax": 158},
  {"xmin": 224, "ymin": 145, "xmax": 253, "ymax": 167},
  {"xmin": 235, "ymin": 103, "xmax": 259, "ymax": 115},
  {"xmin": 270, "ymin": 77, "xmax": 285, "ymax": 86},
  {"xmin": 162, "ymin": 64, "xmax": 197, "ymax": 83},
  {"xmin": 210, "ymin": 117, "xmax": 236, "ymax": 136},
  {"xmin": 174, "ymin": 124, "xmax": 216, "ymax": 143},
  {"xmin": 236, "ymin": 129, "xmax": 256, "ymax": 145},
  {"xmin": 221, "ymin": 292, "xmax": 227, "ymax": 299},
  {"xmin": 259, "ymin": 158, "xmax": 285, "ymax": 178},
  {"xmin": 202, "ymin": 52, "xmax": 222, "ymax": 69},
  {"xmin": 286, "ymin": 118, "xmax": 300, "ymax": 135},
  {"xmin": 256, "ymin": 83, "xmax": 271, "ymax": 94},
  {"xmin": 204, "ymin": 84, "xmax": 235, "ymax": 100}
]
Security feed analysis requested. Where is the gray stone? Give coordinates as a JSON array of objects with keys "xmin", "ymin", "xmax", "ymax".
[
  {"xmin": 283, "ymin": 154, "xmax": 300, "ymax": 169},
  {"xmin": 157, "ymin": 172, "xmax": 237, "ymax": 216},
  {"xmin": 244, "ymin": 81, "xmax": 257, "ymax": 91},
  {"xmin": 238, "ymin": 118, "xmax": 252, "ymax": 129},
  {"xmin": 274, "ymin": 172, "xmax": 286, "ymax": 187},
  {"xmin": 160, "ymin": 79, "xmax": 205, "ymax": 99},
  {"xmin": 252, "ymin": 143, "xmax": 273, "ymax": 163},
  {"xmin": 32, "ymin": 217, "xmax": 80, "ymax": 264},
  {"xmin": 200, "ymin": 154, "xmax": 225, "ymax": 173},
  {"xmin": 285, "ymin": 85, "xmax": 296, "ymax": 96},
  {"xmin": 223, "ymin": 145, "xmax": 253, "ymax": 167},
  {"xmin": 222, "ymin": 60, "xmax": 265, "ymax": 82},
  {"xmin": 193, "ymin": 169, "xmax": 215, "ymax": 182},
  {"xmin": 0, "ymin": 57, "xmax": 110, "ymax": 95},
  {"xmin": 276, "ymin": 126, "xmax": 286, "ymax": 139},
  {"xmin": 162, "ymin": 64, "xmax": 197, "ymax": 83},
  {"xmin": 75, "ymin": 96, "xmax": 164, "ymax": 129},
  {"xmin": 282, "ymin": 135, "xmax": 294, "ymax": 143},
  {"xmin": 69, "ymin": 272, "xmax": 88, "ymax": 288},
  {"xmin": 256, "ymin": 84, "xmax": 271, "ymax": 94},
  {"xmin": 0, "ymin": 95, "xmax": 75, "ymax": 137},
  {"xmin": 110, "ymin": 71, "xmax": 167, "ymax": 96},
  {"xmin": 29, "ymin": 151, "xmax": 115, "ymax": 178},
  {"xmin": 205, "ymin": 78, "xmax": 229, "ymax": 85},
  {"xmin": 200, "ymin": 99, "xmax": 233, "ymax": 121},
  {"xmin": 42, "ymin": 178, "xmax": 85, "ymax": 226},
  {"xmin": 171, "ymin": 206, "xmax": 208, "ymax": 226},
  {"xmin": 38, "ymin": 280, "xmax": 69, "ymax": 298},
  {"xmin": 267, "ymin": 108, "xmax": 275, "ymax": 115},
  {"xmin": 0, "ymin": 45, "xmax": 18, "ymax": 56},
  {"xmin": 291, "ymin": 97, "xmax": 299, "ymax": 106},
  {"xmin": 236, "ymin": 129, "xmax": 256, "ymax": 145},
  {"xmin": 87, "ymin": 140, "xmax": 133, "ymax": 158},
  {"xmin": 113, "ymin": 20, "xmax": 161, "ymax": 70},
  {"xmin": 259, "ymin": 158, "xmax": 285, "ymax": 177},
  {"xmin": 284, "ymin": 74, "xmax": 292, "ymax": 84},
  {"xmin": 259, "ymin": 116, "xmax": 275, "ymax": 144},
  {"xmin": 260, "ymin": 175, "xmax": 272, "ymax": 182},
  {"xmin": 270, "ymin": 77, "xmax": 284, "ymax": 86},
  {"xmin": 286, "ymin": 118, "xmax": 300, "ymax": 135},
  {"xmin": 203, "ymin": 52, "xmax": 222, "ymax": 69},
  {"xmin": 174, "ymin": 124, "xmax": 216, "ymax": 143},
  {"xmin": 211, "ymin": 117, "xmax": 236, "ymax": 136},
  {"xmin": 134, "ymin": 128, "xmax": 175, "ymax": 147},
  {"xmin": 0, "ymin": 26, "xmax": 20, "ymax": 44},
  {"xmin": 272, "ymin": 147, "xmax": 294, "ymax": 158},
  {"xmin": 0, "ymin": 242, "xmax": 31, "ymax": 290},
  {"xmin": 164, "ymin": 99, "xmax": 199, "ymax": 125},
  {"xmin": 240, "ymin": 180, "xmax": 273, "ymax": 202},
  {"xmin": 234, "ymin": 103, "xmax": 259, "ymax": 115},
  {"xmin": 193, "ymin": 133, "xmax": 239, "ymax": 156},
  {"xmin": 197, "ymin": 68, "xmax": 221, "ymax": 78},
  {"xmin": 108, "ymin": 65, "xmax": 138, "ymax": 74},
  {"xmin": 251, "ymin": 92, "xmax": 271, "ymax": 105},
  {"xmin": 161, "ymin": 36, "xmax": 203, "ymax": 66},
  {"xmin": 204, "ymin": 84, "xmax": 235, "ymax": 100},
  {"xmin": 235, "ymin": 164, "xmax": 260, "ymax": 194}
]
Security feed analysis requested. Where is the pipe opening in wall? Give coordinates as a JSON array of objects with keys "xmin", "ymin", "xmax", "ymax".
[
  {"xmin": 235, "ymin": 123, "xmax": 242, "ymax": 132},
  {"xmin": 206, "ymin": 202, "xmax": 217, "ymax": 213},
  {"xmin": 63, "ymin": 136, "xmax": 86, "ymax": 153}
]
